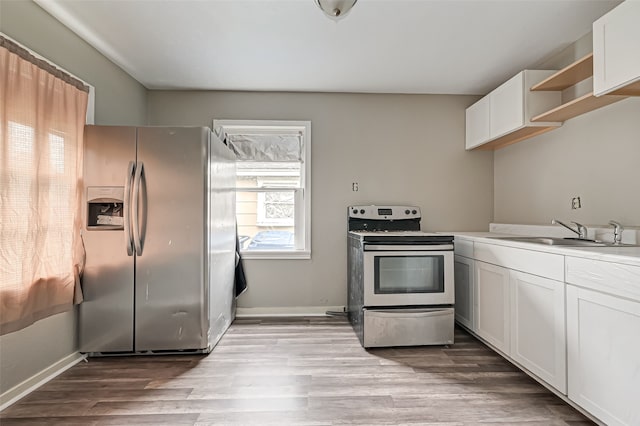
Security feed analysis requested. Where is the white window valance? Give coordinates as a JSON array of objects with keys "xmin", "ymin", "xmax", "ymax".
[{"xmin": 222, "ymin": 132, "xmax": 303, "ymax": 162}]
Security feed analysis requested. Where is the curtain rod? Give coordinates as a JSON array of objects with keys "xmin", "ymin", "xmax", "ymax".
[{"xmin": 0, "ymin": 35, "xmax": 90, "ymax": 93}]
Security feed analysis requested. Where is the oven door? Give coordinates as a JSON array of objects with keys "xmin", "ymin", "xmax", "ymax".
[{"xmin": 363, "ymin": 250, "xmax": 454, "ymax": 306}]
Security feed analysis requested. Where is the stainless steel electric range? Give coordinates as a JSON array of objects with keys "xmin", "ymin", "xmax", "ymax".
[{"xmin": 347, "ymin": 205, "xmax": 455, "ymax": 348}]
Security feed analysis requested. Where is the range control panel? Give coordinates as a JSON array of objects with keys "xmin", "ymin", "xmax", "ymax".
[{"xmin": 348, "ymin": 205, "xmax": 421, "ymax": 221}]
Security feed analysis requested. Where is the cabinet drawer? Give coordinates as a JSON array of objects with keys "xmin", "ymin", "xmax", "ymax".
[
  {"xmin": 565, "ymin": 256, "xmax": 640, "ymax": 302},
  {"xmin": 454, "ymin": 238, "xmax": 474, "ymax": 258},
  {"xmin": 474, "ymin": 242, "xmax": 564, "ymax": 281}
]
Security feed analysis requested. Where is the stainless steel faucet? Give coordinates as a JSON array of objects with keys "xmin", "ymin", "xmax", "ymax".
[
  {"xmin": 552, "ymin": 219, "xmax": 588, "ymax": 239},
  {"xmin": 608, "ymin": 220, "xmax": 624, "ymax": 245}
]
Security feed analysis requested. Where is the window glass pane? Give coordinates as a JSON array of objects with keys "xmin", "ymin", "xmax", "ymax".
[
  {"xmin": 4, "ymin": 122, "xmax": 34, "ymax": 287},
  {"xmin": 8, "ymin": 121, "xmax": 34, "ymax": 158},
  {"xmin": 374, "ymin": 256, "xmax": 445, "ymax": 294},
  {"xmin": 236, "ymin": 162, "xmax": 300, "ymax": 189},
  {"xmin": 257, "ymin": 191, "xmax": 294, "ymax": 226},
  {"xmin": 7, "ymin": 122, "xmax": 34, "ymax": 228},
  {"xmin": 49, "ymin": 133, "xmax": 65, "ymax": 174},
  {"xmin": 237, "ymin": 190, "xmax": 295, "ymax": 250}
]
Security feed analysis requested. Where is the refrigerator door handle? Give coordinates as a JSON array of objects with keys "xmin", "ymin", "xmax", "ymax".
[
  {"xmin": 123, "ymin": 161, "xmax": 135, "ymax": 256},
  {"xmin": 132, "ymin": 161, "xmax": 144, "ymax": 255}
]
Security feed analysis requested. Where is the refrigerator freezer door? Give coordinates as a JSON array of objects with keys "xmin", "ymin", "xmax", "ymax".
[
  {"xmin": 79, "ymin": 126, "xmax": 136, "ymax": 353},
  {"xmin": 134, "ymin": 127, "xmax": 209, "ymax": 351}
]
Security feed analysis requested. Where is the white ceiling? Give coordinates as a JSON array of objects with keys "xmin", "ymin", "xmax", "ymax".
[{"xmin": 35, "ymin": 0, "xmax": 621, "ymax": 95}]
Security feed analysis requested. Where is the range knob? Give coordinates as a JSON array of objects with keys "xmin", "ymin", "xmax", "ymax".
[
  {"xmin": 405, "ymin": 209, "xmax": 410, "ymax": 214},
  {"xmin": 352, "ymin": 209, "xmax": 358, "ymax": 214},
  {"xmin": 411, "ymin": 209, "xmax": 417, "ymax": 214},
  {"xmin": 360, "ymin": 209, "xmax": 365, "ymax": 214}
]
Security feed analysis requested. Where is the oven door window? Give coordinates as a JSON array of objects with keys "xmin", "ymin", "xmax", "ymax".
[{"xmin": 374, "ymin": 255, "xmax": 444, "ymax": 294}]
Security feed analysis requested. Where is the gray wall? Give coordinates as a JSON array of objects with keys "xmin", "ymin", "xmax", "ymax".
[
  {"xmin": 0, "ymin": 0, "xmax": 147, "ymax": 394},
  {"xmin": 0, "ymin": 0, "xmax": 147, "ymax": 126},
  {"xmin": 147, "ymin": 91, "xmax": 494, "ymax": 310},
  {"xmin": 494, "ymin": 33, "xmax": 640, "ymax": 227},
  {"xmin": 494, "ymin": 98, "xmax": 640, "ymax": 226}
]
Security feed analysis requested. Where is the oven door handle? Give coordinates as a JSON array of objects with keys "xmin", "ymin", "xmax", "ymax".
[
  {"xmin": 364, "ymin": 244, "xmax": 453, "ymax": 251},
  {"xmin": 365, "ymin": 309, "xmax": 452, "ymax": 318}
]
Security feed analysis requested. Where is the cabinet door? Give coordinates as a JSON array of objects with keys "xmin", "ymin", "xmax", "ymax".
[
  {"xmin": 510, "ymin": 271, "xmax": 566, "ymax": 394},
  {"xmin": 454, "ymin": 255, "xmax": 475, "ymax": 330},
  {"xmin": 465, "ymin": 95, "xmax": 491, "ymax": 150},
  {"xmin": 475, "ymin": 261, "xmax": 510, "ymax": 354},
  {"xmin": 593, "ymin": 0, "xmax": 640, "ymax": 96},
  {"xmin": 490, "ymin": 72, "xmax": 524, "ymax": 138},
  {"xmin": 567, "ymin": 285, "xmax": 640, "ymax": 426}
]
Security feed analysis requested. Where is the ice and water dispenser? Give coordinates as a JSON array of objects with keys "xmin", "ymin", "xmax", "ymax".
[{"xmin": 86, "ymin": 186, "xmax": 125, "ymax": 230}]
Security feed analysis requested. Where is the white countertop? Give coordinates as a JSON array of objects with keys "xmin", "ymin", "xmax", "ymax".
[{"xmin": 449, "ymin": 231, "xmax": 640, "ymax": 268}]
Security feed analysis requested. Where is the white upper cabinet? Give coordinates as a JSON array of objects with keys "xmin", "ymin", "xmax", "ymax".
[
  {"xmin": 490, "ymin": 72, "xmax": 525, "ymax": 138},
  {"xmin": 465, "ymin": 96, "xmax": 491, "ymax": 150},
  {"xmin": 593, "ymin": 0, "xmax": 640, "ymax": 96},
  {"xmin": 465, "ymin": 70, "xmax": 562, "ymax": 151}
]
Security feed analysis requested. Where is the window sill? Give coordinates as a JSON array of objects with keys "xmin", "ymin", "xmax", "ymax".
[{"xmin": 239, "ymin": 250, "xmax": 311, "ymax": 260}]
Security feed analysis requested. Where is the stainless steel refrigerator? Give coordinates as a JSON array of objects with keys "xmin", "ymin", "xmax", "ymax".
[{"xmin": 79, "ymin": 126, "xmax": 236, "ymax": 355}]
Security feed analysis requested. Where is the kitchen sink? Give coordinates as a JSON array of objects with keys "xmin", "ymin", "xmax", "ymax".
[{"xmin": 490, "ymin": 236, "xmax": 639, "ymax": 247}]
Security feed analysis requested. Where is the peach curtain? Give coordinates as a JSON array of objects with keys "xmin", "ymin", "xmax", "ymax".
[{"xmin": 0, "ymin": 36, "xmax": 88, "ymax": 335}]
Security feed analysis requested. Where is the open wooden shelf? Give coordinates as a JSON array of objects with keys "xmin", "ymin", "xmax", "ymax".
[
  {"xmin": 531, "ymin": 53, "xmax": 594, "ymax": 91},
  {"xmin": 529, "ymin": 52, "xmax": 628, "ymax": 123},
  {"xmin": 609, "ymin": 79, "xmax": 640, "ymax": 96},
  {"xmin": 471, "ymin": 125, "xmax": 559, "ymax": 151},
  {"xmin": 469, "ymin": 50, "xmax": 635, "ymax": 150},
  {"xmin": 531, "ymin": 92, "xmax": 627, "ymax": 122}
]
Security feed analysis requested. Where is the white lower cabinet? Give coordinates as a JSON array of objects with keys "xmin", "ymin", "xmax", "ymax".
[
  {"xmin": 463, "ymin": 240, "xmax": 640, "ymax": 425},
  {"xmin": 472, "ymin": 245, "xmax": 567, "ymax": 394},
  {"xmin": 566, "ymin": 284, "xmax": 640, "ymax": 426},
  {"xmin": 510, "ymin": 271, "xmax": 566, "ymax": 394},
  {"xmin": 454, "ymin": 255, "xmax": 475, "ymax": 330},
  {"xmin": 474, "ymin": 261, "xmax": 510, "ymax": 354}
]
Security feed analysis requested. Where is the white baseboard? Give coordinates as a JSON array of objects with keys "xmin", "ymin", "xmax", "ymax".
[
  {"xmin": 236, "ymin": 306, "xmax": 346, "ymax": 317},
  {"xmin": 0, "ymin": 351, "xmax": 86, "ymax": 411}
]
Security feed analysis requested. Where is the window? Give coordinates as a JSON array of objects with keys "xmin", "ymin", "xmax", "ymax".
[
  {"xmin": 214, "ymin": 120, "xmax": 311, "ymax": 259},
  {"xmin": 1, "ymin": 35, "xmax": 92, "ymax": 335}
]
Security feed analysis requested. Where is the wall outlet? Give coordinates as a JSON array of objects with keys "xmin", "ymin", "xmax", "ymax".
[
  {"xmin": 571, "ymin": 196, "xmax": 582, "ymax": 209},
  {"xmin": 352, "ymin": 182, "xmax": 359, "ymax": 192}
]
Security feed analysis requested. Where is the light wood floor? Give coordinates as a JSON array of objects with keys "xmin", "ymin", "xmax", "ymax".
[{"xmin": 1, "ymin": 316, "xmax": 593, "ymax": 425}]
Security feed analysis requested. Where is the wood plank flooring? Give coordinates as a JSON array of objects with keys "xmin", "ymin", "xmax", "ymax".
[{"xmin": 0, "ymin": 317, "xmax": 593, "ymax": 425}]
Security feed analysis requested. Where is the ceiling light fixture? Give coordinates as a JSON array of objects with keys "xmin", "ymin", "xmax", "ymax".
[{"xmin": 315, "ymin": 0, "xmax": 358, "ymax": 20}]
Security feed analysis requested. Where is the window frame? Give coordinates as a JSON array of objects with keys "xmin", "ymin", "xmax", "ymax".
[{"xmin": 213, "ymin": 119, "xmax": 311, "ymax": 260}]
